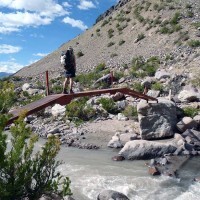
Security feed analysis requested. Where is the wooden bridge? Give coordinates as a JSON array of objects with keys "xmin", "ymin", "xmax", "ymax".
[{"xmin": 7, "ymin": 87, "xmax": 158, "ymax": 125}]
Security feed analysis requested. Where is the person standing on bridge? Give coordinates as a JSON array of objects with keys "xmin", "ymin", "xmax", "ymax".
[{"xmin": 61, "ymin": 46, "xmax": 76, "ymax": 94}]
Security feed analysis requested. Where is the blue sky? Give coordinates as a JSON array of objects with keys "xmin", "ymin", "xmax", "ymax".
[{"xmin": 0, "ymin": 0, "xmax": 118, "ymax": 73}]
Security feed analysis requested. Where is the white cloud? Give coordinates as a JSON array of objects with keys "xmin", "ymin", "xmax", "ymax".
[
  {"xmin": 62, "ymin": 2, "xmax": 72, "ymax": 8},
  {"xmin": 0, "ymin": 0, "xmax": 70, "ymax": 34},
  {"xmin": 78, "ymin": 0, "xmax": 96, "ymax": 10},
  {"xmin": 0, "ymin": 61, "xmax": 24, "ymax": 73},
  {"xmin": 0, "ymin": 44, "xmax": 22, "ymax": 54},
  {"xmin": 33, "ymin": 53, "xmax": 48, "ymax": 57},
  {"xmin": 62, "ymin": 17, "xmax": 88, "ymax": 30}
]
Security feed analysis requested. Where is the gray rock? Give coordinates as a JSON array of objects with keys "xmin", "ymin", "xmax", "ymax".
[
  {"xmin": 137, "ymin": 98, "xmax": 177, "ymax": 139},
  {"xmin": 97, "ymin": 190, "xmax": 130, "ymax": 200},
  {"xmin": 155, "ymin": 70, "xmax": 170, "ymax": 80},
  {"xmin": 119, "ymin": 140, "xmax": 177, "ymax": 160},
  {"xmin": 176, "ymin": 117, "xmax": 198, "ymax": 132}
]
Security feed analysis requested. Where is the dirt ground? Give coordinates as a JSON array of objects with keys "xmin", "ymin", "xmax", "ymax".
[{"xmin": 79, "ymin": 119, "xmax": 138, "ymax": 148}]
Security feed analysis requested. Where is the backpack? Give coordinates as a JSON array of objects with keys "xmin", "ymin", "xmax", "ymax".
[{"xmin": 60, "ymin": 50, "xmax": 74, "ymax": 70}]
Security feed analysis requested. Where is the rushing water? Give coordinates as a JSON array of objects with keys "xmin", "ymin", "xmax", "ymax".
[
  {"xmin": 6, "ymin": 136, "xmax": 200, "ymax": 200},
  {"xmin": 54, "ymin": 145, "xmax": 200, "ymax": 200}
]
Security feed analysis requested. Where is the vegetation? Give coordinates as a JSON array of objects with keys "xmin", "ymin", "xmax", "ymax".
[
  {"xmin": 119, "ymin": 39, "xmax": 125, "ymax": 46},
  {"xmin": 97, "ymin": 98, "xmax": 119, "ymax": 114},
  {"xmin": 66, "ymin": 97, "xmax": 96, "ymax": 123},
  {"xmin": 107, "ymin": 41, "xmax": 115, "ymax": 47},
  {"xmin": 77, "ymin": 51, "xmax": 84, "ymax": 58},
  {"xmin": 0, "ymin": 114, "xmax": 72, "ymax": 199},
  {"xmin": 183, "ymin": 107, "xmax": 199, "ymax": 118},
  {"xmin": 122, "ymin": 105, "xmax": 138, "ymax": 119},
  {"xmin": 188, "ymin": 40, "xmax": 200, "ymax": 47},
  {"xmin": 0, "ymin": 81, "xmax": 16, "ymax": 113},
  {"xmin": 0, "ymin": 82, "xmax": 72, "ymax": 199},
  {"xmin": 130, "ymin": 56, "xmax": 160, "ymax": 78}
]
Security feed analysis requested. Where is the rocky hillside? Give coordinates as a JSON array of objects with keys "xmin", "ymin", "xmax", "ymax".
[{"xmin": 15, "ymin": 0, "xmax": 200, "ymax": 78}]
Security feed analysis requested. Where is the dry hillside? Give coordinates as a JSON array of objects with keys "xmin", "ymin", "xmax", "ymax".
[{"xmin": 15, "ymin": 0, "xmax": 200, "ymax": 78}]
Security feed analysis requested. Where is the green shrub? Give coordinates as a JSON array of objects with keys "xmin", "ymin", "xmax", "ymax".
[
  {"xmin": 131, "ymin": 82, "xmax": 143, "ymax": 93},
  {"xmin": 107, "ymin": 42, "xmax": 115, "ymax": 47},
  {"xmin": 51, "ymin": 85, "xmax": 63, "ymax": 94},
  {"xmin": 0, "ymin": 114, "xmax": 72, "ymax": 199},
  {"xmin": 108, "ymin": 28, "xmax": 114, "ymax": 38},
  {"xmin": 188, "ymin": 40, "xmax": 200, "ymax": 47},
  {"xmin": 0, "ymin": 81, "xmax": 16, "ymax": 113},
  {"xmin": 98, "ymin": 98, "xmax": 119, "ymax": 114},
  {"xmin": 192, "ymin": 22, "xmax": 200, "ymax": 29},
  {"xmin": 110, "ymin": 53, "xmax": 118, "ymax": 58},
  {"xmin": 187, "ymin": 11, "xmax": 194, "ymax": 18},
  {"xmin": 101, "ymin": 20, "xmax": 109, "ymax": 27},
  {"xmin": 77, "ymin": 51, "xmax": 84, "ymax": 58},
  {"xmin": 137, "ymin": 33, "xmax": 145, "ymax": 41},
  {"xmin": 191, "ymin": 72, "xmax": 200, "ymax": 87},
  {"xmin": 66, "ymin": 97, "xmax": 95, "ymax": 123},
  {"xmin": 119, "ymin": 39, "xmax": 125, "ymax": 45},
  {"xmin": 151, "ymin": 82, "xmax": 163, "ymax": 91},
  {"xmin": 96, "ymin": 28, "xmax": 100, "ymax": 32},
  {"xmin": 95, "ymin": 63, "xmax": 106, "ymax": 73},
  {"xmin": 122, "ymin": 105, "xmax": 138, "ymax": 119},
  {"xmin": 183, "ymin": 107, "xmax": 199, "ymax": 118},
  {"xmin": 170, "ymin": 12, "xmax": 181, "ymax": 25}
]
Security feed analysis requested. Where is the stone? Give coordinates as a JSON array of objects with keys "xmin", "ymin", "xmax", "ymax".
[
  {"xmin": 112, "ymin": 155, "xmax": 125, "ymax": 161},
  {"xmin": 148, "ymin": 166, "xmax": 160, "ymax": 176},
  {"xmin": 155, "ymin": 70, "xmax": 170, "ymax": 80},
  {"xmin": 97, "ymin": 190, "xmax": 130, "ymax": 200},
  {"xmin": 119, "ymin": 140, "xmax": 177, "ymax": 160},
  {"xmin": 112, "ymin": 92, "xmax": 124, "ymax": 101},
  {"xmin": 178, "ymin": 86, "xmax": 200, "ymax": 102},
  {"xmin": 51, "ymin": 104, "xmax": 66, "ymax": 117},
  {"xmin": 117, "ymin": 113, "xmax": 128, "ymax": 121},
  {"xmin": 194, "ymin": 115, "xmax": 200, "ymax": 124},
  {"xmin": 22, "ymin": 83, "xmax": 31, "ymax": 91},
  {"xmin": 119, "ymin": 133, "xmax": 137, "ymax": 145},
  {"xmin": 107, "ymin": 133, "xmax": 123, "ymax": 148},
  {"xmin": 137, "ymin": 98, "xmax": 177, "ymax": 139},
  {"xmin": 176, "ymin": 117, "xmax": 198, "ymax": 132}
]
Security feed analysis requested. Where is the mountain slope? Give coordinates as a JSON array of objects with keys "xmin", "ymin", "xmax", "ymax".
[{"xmin": 15, "ymin": 0, "xmax": 200, "ymax": 78}]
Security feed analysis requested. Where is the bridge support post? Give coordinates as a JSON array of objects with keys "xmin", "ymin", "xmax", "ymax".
[
  {"xmin": 110, "ymin": 71, "xmax": 114, "ymax": 87},
  {"xmin": 45, "ymin": 70, "xmax": 50, "ymax": 96}
]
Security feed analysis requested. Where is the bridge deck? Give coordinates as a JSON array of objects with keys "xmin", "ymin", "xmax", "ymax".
[{"xmin": 8, "ymin": 87, "xmax": 157, "ymax": 125}]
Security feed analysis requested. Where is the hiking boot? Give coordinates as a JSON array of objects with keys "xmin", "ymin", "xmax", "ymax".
[
  {"xmin": 62, "ymin": 89, "xmax": 68, "ymax": 94},
  {"xmin": 69, "ymin": 89, "xmax": 74, "ymax": 94}
]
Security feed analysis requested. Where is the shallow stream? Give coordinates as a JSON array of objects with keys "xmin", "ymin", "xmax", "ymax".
[{"xmin": 54, "ymin": 144, "xmax": 200, "ymax": 200}]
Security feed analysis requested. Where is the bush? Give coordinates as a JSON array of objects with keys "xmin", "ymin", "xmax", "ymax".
[
  {"xmin": 151, "ymin": 82, "xmax": 163, "ymax": 91},
  {"xmin": 66, "ymin": 97, "xmax": 95, "ymax": 123},
  {"xmin": 0, "ymin": 114, "xmax": 72, "ymax": 199},
  {"xmin": 110, "ymin": 53, "xmax": 118, "ymax": 58},
  {"xmin": 97, "ymin": 98, "xmax": 119, "ymax": 114},
  {"xmin": 122, "ymin": 105, "xmax": 138, "ymax": 119},
  {"xmin": 183, "ymin": 107, "xmax": 199, "ymax": 118},
  {"xmin": 119, "ymin": 39, "xmax": 125, "ymax": 45},
  {"xmin": 0, "ymin": 81, "xmax": 16, "ymax": 113},
  {"xmin": 188, "ymin": 40, "xmax": 200, "ymax": 47},
  {"xmin": 137, "ymin": 33, "xmax": 145, "ymax": 41},
  {"xmin": 95, "ymin": 63, "xmax": 106, "ymax": 73},
  {"xmin": 107, "ymin": 42, "xmax": 115, "ymax": 47},
  {"xmin": 77, "ymin": 51, "xmax": 84, "ymax": 58}
]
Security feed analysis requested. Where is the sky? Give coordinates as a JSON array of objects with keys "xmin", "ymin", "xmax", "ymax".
[{"xmin": 0, "ymin": 0, "xmax": 118, "ymax": 73}]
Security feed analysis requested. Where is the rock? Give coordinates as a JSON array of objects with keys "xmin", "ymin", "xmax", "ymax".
[
  {"xmin": 22, "ymin": 83, "xmax": 31, "ymax": 91},
  {"xmin": 148, "ymin": 166, "xmax": 161, "ymax": 176},
  {"xmin": 97, "ymin": 190, "xmax": 130, "ymax": 200},
  {"xmin": 155, "ymin": 70, "xmax": 170, "ymax": 80},
  {"xmin": 137, "ymin": 98, "xmax": 177, "ymax": 139},
  {"xmin": 178, "ymin": 86, "xmax": 200, "ymax": 102},
  {"xmin": 176, "ymin": 117, "xmax": 198, "ymax": 132},
  {"xmin": 112, "ymin": 92, "xmax": 124, "ymax": 101},
  {"xmin": 117, "ymin": 113, "xmax": 128, "ymax": 121},
  {"xmin": 112, "ymin": 155, "xmax": 125, "ymax": 161},
  {"xmin": 51, "ymin": 104, "xmax": 66, "ymax": 117},
  {"xmin": 147, "ymin": 90, "xmax": 160, "ymax": 98},
  {"xmin": 107, "ymin": 133, "xmax": 123, "ymax": 148},
  {"xmin": 194, "ymin": 177, "xmax": 200, "ymax": 182},
  {"xmin": 194, "ymin": 115, "xmax": 200, "ymax": 125},
  {"xmin": 119, "ymin": 133, "xmax": 138, "ymax": 145},
  {"xmin": 119, "ymin": 140, "xmax": 177, "ymax": 160}
]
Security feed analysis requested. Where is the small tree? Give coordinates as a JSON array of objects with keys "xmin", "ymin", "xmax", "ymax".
[{"xmin": 0, "ymin": 114, "xmax": 72, "ymax": 199}]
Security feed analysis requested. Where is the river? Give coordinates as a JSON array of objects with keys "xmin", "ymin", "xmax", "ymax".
[
  {"xmin": 54, "ymin": 143, "xmax": 200, "ymax": 200},
  {"xmin": 6, "ymin": 135, "xmax": 200, "ymax": 200}
]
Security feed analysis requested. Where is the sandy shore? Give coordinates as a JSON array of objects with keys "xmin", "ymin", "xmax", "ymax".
[{"xmin": 79, "ymin": 119, "xmax": 137, "ymax": 148}]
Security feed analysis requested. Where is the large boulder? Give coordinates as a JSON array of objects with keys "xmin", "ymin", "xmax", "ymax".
[
  {"xmin": 137, "ymin": 98, "xmax": 177, "ymax": 139},
  {"xmin": 119, "ymin": 140, "xmax": 177, "ymax": 160},
  {"xmin": 51, "ymin": 104, "xmax": 66, "ymax": 117},
  {"xmin": 97, "ymin": 190, "xmax": 129, "ymax": 200}
]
